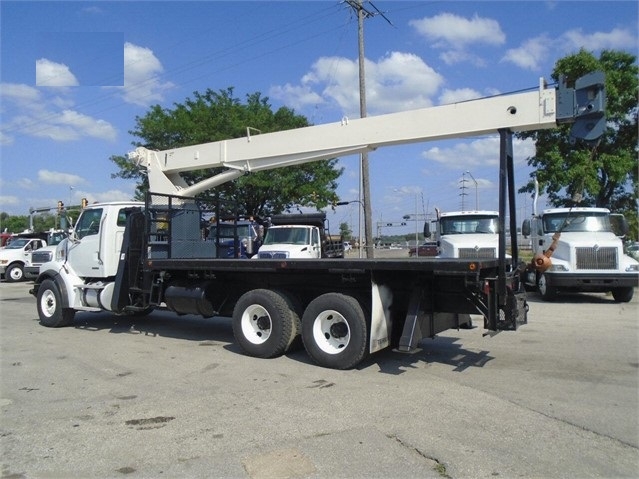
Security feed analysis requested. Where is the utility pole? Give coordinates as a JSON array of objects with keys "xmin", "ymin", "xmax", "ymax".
[{"xmin": 346, "ymin": 0, "xmax": 392, "ymax": 259}]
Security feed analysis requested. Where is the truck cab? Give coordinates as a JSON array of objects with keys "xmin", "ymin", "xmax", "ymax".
[
  {"xmin": 522, "ymin": 207, "xmax": 639, "ymax": 301},
  {"xmin": 429, "ymin": 210, "xmax": 500, "ymax": 259},
  {"xmin": 208, "ymin": 219, "xmax": 260, "ymax": 258}
]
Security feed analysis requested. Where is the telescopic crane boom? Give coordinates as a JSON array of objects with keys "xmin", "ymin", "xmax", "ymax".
[{"xmin": 129, "ymin": 72, "xmax": 605, "ymax": 198}]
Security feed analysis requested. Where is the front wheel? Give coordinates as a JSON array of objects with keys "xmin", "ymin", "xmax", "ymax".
[
  {"xmin": 612, "ymin": 287, "xmax": 634, "ymax": 303},
  {"xmin": 37, "ymin": 279, "xmax": 75, "ymax": 327},
  {"xmin": 301, "ymin": 293, "xmax": 368, "ymax": 370},
  {"xmin": 5, "ymin": 263, "xmax": 25, "ymax": 283},
  {"xmin": 232, "ymin": 289, "xmax": 297, "ymax": 359},
  {"xmin": 537, "ymin": 273, "xmax": 557, "ymax": 301}
]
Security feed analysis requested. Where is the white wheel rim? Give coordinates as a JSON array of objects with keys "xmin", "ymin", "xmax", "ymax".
[
  {"xmin": 538, "ymin": 275, "xmax": 547, "ymax": 294},
  {"xmin": 312, "ymin": 309, "xmax": 350, "ymax": 355},
  {"xmin": 40, "ymin": 289, "xmax": 57, "ymax": 318},
  {"xmin": 9, "ymin": 268, "xmax": 22, "ymax": 281},
  {"xmin": 241, "ymin": 304, "xmax": 272, "ymax": 345}
]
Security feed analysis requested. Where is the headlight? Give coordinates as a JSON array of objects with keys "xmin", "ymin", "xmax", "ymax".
[
  {"xmin": 56, "ymin": 248, "xmax": 66, "ymax": 261},
  {"xmin": 626, "ymin": 264, "xmax": 639, "ymax": 272},
  {"xmin": 549, "ymin": 264, "xmax": 568, "ymax": 272}
]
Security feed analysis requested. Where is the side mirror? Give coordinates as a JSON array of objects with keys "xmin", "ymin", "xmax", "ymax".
[
  {"xmin": 522, "ymin": 219, "xmax": 531, "ymax": 238},
  {"xmin": 423, "ymin": 221, "xmax": 430, "ymax": 238},
  {"xmin": 610, "ymin": 214, "xmax": 629, "ymax": 238}
]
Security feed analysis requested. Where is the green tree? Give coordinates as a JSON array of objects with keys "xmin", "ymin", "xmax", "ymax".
[
  {"xmin": 111, "ymin": 88, "xmax": 343, "ymax": 218},
  {"xmin": 517, "ymin": 49, "xmax": 638, "ymax": 239},
  {"xmin": 0, "ymin": 213, "xmax": 28, "ymax": 233},
  {"xmin": 339, "ymin": 222, "xmax": 352, "ymax": 240}
]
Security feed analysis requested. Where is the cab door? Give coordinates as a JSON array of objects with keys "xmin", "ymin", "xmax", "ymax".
[{"xmin": 67, "ymin": 207, "xmax": 107, "ymax": 278}]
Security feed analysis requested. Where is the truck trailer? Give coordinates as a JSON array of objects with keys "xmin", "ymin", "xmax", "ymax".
[{"xmin": 31, "ymin": 72, "xmax": 606, "ymax": 369}]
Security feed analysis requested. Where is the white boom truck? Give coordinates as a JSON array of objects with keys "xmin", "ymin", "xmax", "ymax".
[
  {"xmin": 521, "ymin": 181, "xmax": 639, "ymax": 301},
  {"xmin": 31, "ymin": 72, "xmax": 606, "ymax": 369},
  {"xmin": 427, "ymin": 210, "xmax": 501, "ymax": 259}
]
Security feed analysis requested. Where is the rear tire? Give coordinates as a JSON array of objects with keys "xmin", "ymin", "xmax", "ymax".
[
  {"xmin": 301, "ymin": 293, "xmax": 368, "ymax": 370},
  {"xmin": 37, "ymin": 279, "xmax": 75, "ymax": 327},
  {"xmin": 232, "ymin": 289, "xmax": 297, "ymax": 359},
  {"xmin": 612, "ymin": 287, "xmax": 634, "ymax": 303}
]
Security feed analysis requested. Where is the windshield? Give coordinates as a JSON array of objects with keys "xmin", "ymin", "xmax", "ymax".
[
  {"xmin": 543, "ymin": 212, "xmax": 612, "ymax": 233},
  {"xmin": 440, "ymin": 215, "xmax": 499, "ymax": 235},
  {"xmin": 4, "ymin": 239, "xmax": 30, "ymax": 249},
  {"xmin": 263, "ymin": 227, "xmax": 310, "ymax": 245},
  {"xmin": 48, "ymin": 232, "xmax": 67, "ymax": 245}
]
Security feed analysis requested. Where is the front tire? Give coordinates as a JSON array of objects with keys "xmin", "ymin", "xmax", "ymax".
[
  {"xmin": 301, "ymin": 293, "xmax": 368, "ymax": 370},
  {"xmin": 612, "ymin": 287, "xmax": 634, "ymax": 303},
  {"xmin": 232, "ymin": 289, "xmax": 297, "ymax": 359},
  {"xmin": 537, "ymin": 273, "xmax": 557, "ymax": 301},
  {"xmin": 37, "ymin": 279, "xmax": 75, "ymax": 327},
  {"xmin": 5, "ymin": 263, "xmax": 24, "ymax": 283}
]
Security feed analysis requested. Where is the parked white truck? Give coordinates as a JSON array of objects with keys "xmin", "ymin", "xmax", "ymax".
[
  {"xmin": 427, "ymin": 210, "xmax": 501, "ymax": 259},
  {"xmin": 521, "ymin": 206, "xmax": 639, "ymax": 301},
  {"xmin": 0, "ymin": 236, "xmax": 47, "ymax": 282},
  {"xmin": 257, "ymin": 213, "xmax": 344, "ymax": 259},
  {"xmin": 31, "ymin": 71, "xmax": 606, "ymax": 369}
]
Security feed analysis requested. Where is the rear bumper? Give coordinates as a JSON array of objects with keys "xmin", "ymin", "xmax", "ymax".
[{"xmin": 545, "ymin": 272, "xmax": 639, "ymax": 291}]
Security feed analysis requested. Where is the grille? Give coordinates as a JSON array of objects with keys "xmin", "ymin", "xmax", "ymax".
[
  {"xmin": 258, "ymin": 252, "xmax": 288, "ymax": 259},
  {"xmin": 576, "ymin": 247, "xmax": 617, "ymax": 270},
  {"xmin": 31, "ymin": 251, "xmax": 52, "ymax": 263},
  {"xmin": 458, "ymin": 248, "xmax": 496, "ymax": 259}
]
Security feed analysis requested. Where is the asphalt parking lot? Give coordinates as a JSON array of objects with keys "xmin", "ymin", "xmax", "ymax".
[{"xmin": 1, "ymin": 279, "xmax": 638, "ymax": 479}]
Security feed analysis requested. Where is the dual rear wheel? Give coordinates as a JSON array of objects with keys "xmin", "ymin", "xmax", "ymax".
[{"xmin": 232, "ymin": 290, "xmax": 368, "ymax": 369}]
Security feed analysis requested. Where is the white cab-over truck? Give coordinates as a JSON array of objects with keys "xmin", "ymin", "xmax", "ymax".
[
  {"xmin": 521, "ymin": 204, "xmax": 639, "ymax": 301},
  {"xmin": 427, "ymin": 210, "xmax": 501, "ymax": 259},
  {"xmin": 32, "ymin": 72, "xmax": 606, "ymax": 369},
  {"xmin": 257, "ymin": 213, "xmax": 344, "ymax": 259}
]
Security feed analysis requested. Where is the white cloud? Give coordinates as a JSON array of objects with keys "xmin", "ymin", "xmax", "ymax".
[
  {"xmin": 561, "ymin": 27, "xmax": 636, "ymax": 51},
  {"xmin": 0, "ymin": 196, "xmax": 20, "ymax": 207},
  {"xmin": 272, "ymin": 51, "xmax": 443, "ymax": 116},
  {"xmin": 36, "ymin": 58, "xmax": 79, "ymax": 87},
  {"xmin": 420, "ymin": 137, "xmax": 535, "ymax": 170},
  {"xmin": 438, "ymin": 88, "xmax": 483, "ymax": 105},
  {"xmin": 503, "ymin": 28, "xmax": 636, "ymax": 71},
  {"xmin": 410, "ymin": 13, "xmax": 506, "ymax": 48},
  {"xmin": 119, "ymin": 42, "xmax": 173, "ymax": 106},
  {"xmin": 37, "ymin": 170, "xmax": 86, "ymax": 186},
  {"xmin": 0, "ymin": 82, "xmax": 117, "ymax": 143},
  {"xmin": 409, "ymin": 13, "xmax": 505, "ymax": 66},
  {"xmin": 93, "ymin": 189, "xmax": 136, "ymax": 203},
  {"xmin": 502, "ymin": 35, "xmax": 552, "ymax": 71},
  {"xmin": 269, "ymin": 84, "xmax": 324, "ymax": 111}
]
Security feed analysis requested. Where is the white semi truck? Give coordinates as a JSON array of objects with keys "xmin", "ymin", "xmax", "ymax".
[
  {"xmin": 521, "ymin": 193, "xmax": 638, "ymax": 302},
  {"xmin": 427, "ymin": 210, "xmax": 501, "ymax": 259},
  {"xmin": 31, "ymin": 72, "xmax": 606, "ymax": 369}
]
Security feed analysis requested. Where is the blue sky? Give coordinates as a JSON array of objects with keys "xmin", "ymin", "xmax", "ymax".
[{"xmin": 1, "ymin": 1, "xmax": 637, "ymax": 237}]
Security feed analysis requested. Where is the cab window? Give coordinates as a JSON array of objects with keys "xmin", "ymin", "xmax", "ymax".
[{"xmin": 76, "ymin": 209, "xmax": 103, "ymax": 239}]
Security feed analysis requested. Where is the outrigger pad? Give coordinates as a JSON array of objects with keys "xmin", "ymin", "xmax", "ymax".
[{"xmin": 498, "ymin": 285, "xmax": 528, "ymax": 331}]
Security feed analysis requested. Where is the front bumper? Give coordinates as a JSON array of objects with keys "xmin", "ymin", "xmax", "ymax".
[
  {"xmin": 24, "ymin": 266, "xmax": 40, "ymax": 279},
  {"xmin": 545, "ymin": 272, "xmax": 639, "ymax": 291}
]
